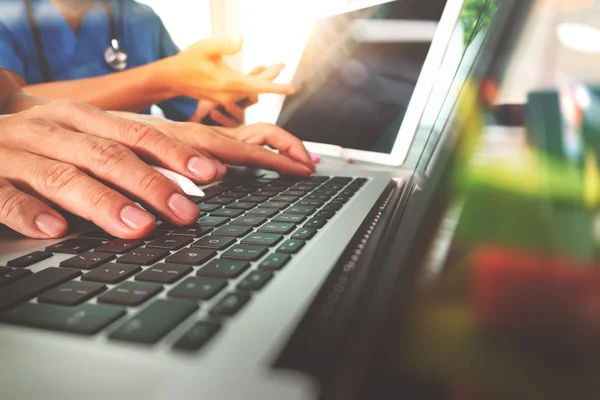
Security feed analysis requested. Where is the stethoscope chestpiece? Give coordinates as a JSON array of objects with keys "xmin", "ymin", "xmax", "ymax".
[{"xmin": 104, "ymin": 38, "xmax": 128, "ymax": 71}]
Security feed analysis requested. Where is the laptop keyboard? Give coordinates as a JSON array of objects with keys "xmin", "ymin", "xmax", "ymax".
[{"xmin": 0, "ymin": 175, "xmax": 368, "ymax": 351}]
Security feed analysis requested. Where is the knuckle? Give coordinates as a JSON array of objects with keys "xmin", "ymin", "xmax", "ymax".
[
  {"xmin": 120, "ymin": 120, "xmax": 164, "ymax": 148},
  {"xmin": 138, "ymin": 170, "xmax": 169, "ymax": 194},
  {"xmin": 86, "ymin": 185, "xmax": 116, "ymax": 211},
  {"xmin": 89, "ymin": 140, "xmax": 132, "ymax": 172},
  {"xmin": 40, "ymin": 163, "xmax": 83, "ymax": 197},
  {"xmin": 0, "ymin": 187, "xmax": 29, "ymax": 222}
]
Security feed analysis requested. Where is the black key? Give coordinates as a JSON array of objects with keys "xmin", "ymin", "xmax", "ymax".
[
  {"xmin": 205, "ymin": 196, "xmax": 235, "ymax": 205},
  {"xmin": 333, "ymin": 197, "xmax": 350, "ymax": 204},
  {"xmin": 79, "ymin": 228, "xmax": 115, "ymax": 241},
  {"xmin": 38, "ymin": 281, "xmax": 106, "ymax": 306},
  {"xmin": 271, "ymin": 195, "xmax": 299, "ymax": 203},
  {"xmin": 98, "ymin": 281, "xmax": 162, "ymax": 307},
  {"xmin": 168, "ymin": 277, "xmax": 227, "ymax": 300},
  {"xmin": 135, "ymin": 263, "xmax": 192, "ymax": 284},
  {"xmin": 272, "ymin": 214, "xmax": 306, "ymax": 224},
  {"xmin": 277, "ymin": 239, "xmax": 305, "ymax": 254},
  {"xmin": 166, "ymin": 249, "xmax": 216, "ymax": 265},
  {"xmin": 306, "ymin": 194, "xmax": 329, "ymax": 200},
  {"xmin": 197, "ymin": 216, "xmax": 229, "ymax": 227},
  {"xmin": 259, "ymin": 253, "xmax": 291, "ymax": 270},
  {"xmin": 339, "ymin": 190, "xmax": 356, "ymax": 197},
  {"xmin": 241, "ymin": 233, "xmax": 282, "ymax": 246},
  {"xmin": 296, "ymin": 200, "xmax": 325, "ymax": 207},
  {"xmin": 246, "ymin": 208, "xmax": 278, "ymax": 217},
  {"xmin": 210, "ymin": 292, "xmax": 251, "ymax": 317},
  {"xmin": 147, "ymin": 236, "xmax": 192, "ymax": 250},
  {"xmin": 118, "ymin": 248, "xmax": 170, "ymax": 266},
  {"xmin": 198, "ymin": 259, "xmax": 250, "ymax": 278},
  {"xmin": 227, "ymin": 202, "xmax": 256, "ymax": 210},
  {"xmin": 7, "ymin": 251, "xmax": 53, "ymax": 268},
  {"xmin": 282, "ymin": 190, "xmax": 308, "ymax": 197},
  {"xmin": 292, "ymin": 185, "xmax": 316, "ymax": 191},
  {"xmin": 0, "ymin": 267, "xmax": 81, "ymax": 311},
  {"xmin": 255, "ymin": 190, "xmax": 278, "ymax": 197},
  {"xmin": 314, "ymin": 210, "xmax": 336, "ymax": 220},
  {"xmin": 239, "ymin": 195, "xmax": 269, "ymax": 203},
  {"xmin": 292, "ymin": 228, "xmax": 317, "ymax": 240},
  {"xmin": 286, "ymin": 206, "xmax": 316, "ymax": 215},
  {"xmin": 173, "ymin": 321, "xmax": 221, "ymax": 351},
  {"xmin": 46, "ymin": 239, "xmax": 101, "ymax": 254},
  {"xmin": 220, "ymin": 191, "xmax": 247, "ymax": 199},
  {"xmin": 171, "ymin": 225, "xmax": 212, "ymax": 238},
  {"xmin": 231, "ymin": 216, "xmax": 267, "ymax": 227},
  {"xmin": 237, "ymin": 270, "xmax": 273, "ymax": 291},
  {"xmin": 95, "ymin": 239, "xmax": 144, "ymax": 254},
  {"xmin": 0, "ymin": 268, "xmax": 32, "ymax": 286},
  {"xmin": 109, "ymin": 299, "xmax": 198, "ymax": 344},
  {"xmin": 261, "ymin": 202, "xmax": 288, "ymax": 210},
  {"xmin": 304, "ymin": 218, "xmax": 328, "ymax": 229},
  {"xmin": 323, "ymin": 203, "xmax": 343, "ymax": 211},
  {"xmin": 1, "ymin": 303, "xmax": 125, "ymax": 335},
  {"xmin": 222, "ymin": 245, "xmax": 268, "ymax": 261},
  {"xmin": 212, "ymin": 225, "xmax": 253, "ymax": 238},
  {"xmin": 81, "ymin": 263, "xmax": 141, "ymax": 284},
  {"xmin": 196, "ymin": 203, "xmax": 221, "ymax": 212},
  {"xmin": 210, "ymin": 208, "xmax": 244, "ymax": 218},
  {"xmin": 258, "ymin": 222, "xmax": 295, "ymax": 234},
  {"xmin": 192, "ymin": 236, "xmax": 236, "ymax": 250},
  {"xmin": 60, "ymin": 251, "xmax": 116, "ymax": 270}
]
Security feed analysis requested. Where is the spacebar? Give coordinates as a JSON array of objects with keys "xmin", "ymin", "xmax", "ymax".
[{"xmin": 0, "ymin": 267, "xmax": 81, "ymax": 312}]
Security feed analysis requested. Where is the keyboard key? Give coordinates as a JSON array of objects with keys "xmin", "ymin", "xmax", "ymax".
[
  {"xmin": 314, "ymin": 210, "xmax": 336, "ymax": 220},
  {"xmin": 255, "ymin": 190, "xmax": 278, "ymax": 197},
  {"xmin": 304, "ymin": 218, "xmax": 328, "ymax": 229},
  {"xmin": 210, "ymin": 208, "xmax": 244, "ymax": 218},
  {"xmin": 46, "ymin": 239, "xmax": 101, "ymax": 254},
  {"xmin": 192, "ymin": 236, "xmax": 236, "ymax": 250},
  {"xmin": 296, "ymin": 200, "xmax": 325, "ymax": 207},
  {"xmin": 286, "ymin": 206, "xmax": 316, "ymax": 215},
  {"xmin": 220, "ymin": 191, "xmax": 247, "ymax": 199},
  {"xmin": 166, "ymin": 249, "xmax": 216, "ymax": 265},
  {"xmin": 227, "ymin": 202, "xmax": 256, "ymax": 210},
  {"xmin": 135, "ymin": 263, "xmax": 192, "ymax": 284},
  {"xmin": 292, "ymin": 228, "xmax": 317, "ymax": 240},
  {"xmin": 198, "ymin": 259, "xmax": 250, "ymax": 279},
  {"xmin": 1, "ymin": 303, "xmax": 125, "ymax": 335},
  {"xmin": 246, "ymin": 208, "xmax": 278, "ymax": 217},
  {"xmin": 222, "ymin": 245, "xmax": 268, "ymax": 261},
  {"xmin": 95, "ymin": 239, "xmax": 144, "ymax": 254},
  {"xmin": 60, "ymin": 251, "xmax": 116, "ymax": 270},
  {"xmin": 79, "ymin": 228, "xmax": 115, "ymax": 241},
  {"xmin": 0, "ymin": 267, "xmax": 81, "ymax": 312},
  {"xmin": 118, "ymin": 248, "xmax": 170, "ymax": 266},
  {"xmin": 239, "ymin": 195, "xmax": 269, "ymax": 203},
  {"xmin": 210, "ymin": 292, "xmax": 251, "ymax": 317},
  {"xmin": 81, "ymin": 263, "xmax": 141, "ymax": 284},
  {"xmin": 258, "ymin": 222, "xmax": 295, "ymax": 235},
  {"xmin": 7, "ymin": 251, "xmax": 53, "ymax": 268},
  {"xmin": 271, "ymin": 195, "xmax": 299, "ymax": 203},
  {"xmin": 171, "ymin": 225, "xmax": 212, "ymax": 238},
  {"xmin": 109, "ymin": 299, "xmax": 198, "ymax": 344},
  {"xmin": 98, "ymin": 281, "xmax": 162, "ymax": 307},
  {"xmin": 261, "ymin": 202, "xmax": 289, "ymax": 210},
  {"xmin": 272, "ymin": 214, "xmax": 306, "ymax": 224},
  {"xmin": 212, "ymin": 225, "xmax": 253, "ymax": 238},
  {"xmin": 277, "ymin": 239, "xmax": 305, "ymax": 254},
  {"xmin": 237, "ymin": 270, "xmax": 273, "ymax": 291},
  {"xmin": 305, "ymin": 194, "xmax": 330, "ymax": 200},
  {"xmin": 282, "ymin": 190, "xmax": 308, "ymax": 197},
  {"xmin": 173, "ymin": 321, "xmax": 221, "ymax": 351},
  {"xmin": 38, "ymin": 281, "xmax": 106, "ymax": 306},
  {"xmin": 0, "ymin": 268, "xmax": 32, "ymax": 286},
  {"xmin": 323, "ymin": 203, "xmax": 343, "ymax": 211},
  {"xmin": 168, "ymin": 277, "xmax": 227, "ymax": 300},
  {"xmin": 231, "ymin": 216, "xmax": 267, "ymax": 227},
  {"xmin": 259, "ymin": 253, "xmax": 291, "ymax": 270},
  {"xmin": 205, "ymin": 196, "xmax": 235, "ymax": 205},
  {"xmin": 292, "ymin": 185, "xmax": 316, "ymax": 191},
  {"xmin": 147, "ymin": 236, "xmax": 192, "ymax": 250},
  {"xmin": 197, "ymin": 216, "xmax": 229, "ymax": 227},
  {"xmin": 241, "ymin": 233, "xmax": 283, "ymax": 246},
  {"xmin": 196, "ymin": 203, "xmax": 221, "ymax": 212}
]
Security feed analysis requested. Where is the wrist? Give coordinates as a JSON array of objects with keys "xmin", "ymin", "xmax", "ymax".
[{"xmin": 151, "ymin": 57, "xmax": 182, "ymax": 100}]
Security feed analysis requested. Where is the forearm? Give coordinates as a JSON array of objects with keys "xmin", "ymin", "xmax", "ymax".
[
  {"xmin": 22, "ymin": 62, "xmax": 176, "ymax": 113},
  {"xmin": 0, "ymin": 69, "xmax": 47, "ymax": 114}
]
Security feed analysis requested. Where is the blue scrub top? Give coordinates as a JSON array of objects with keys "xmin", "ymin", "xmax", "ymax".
[{"xmin": 0, "ymin": 0, "xmax": 198, "ymax": 121}]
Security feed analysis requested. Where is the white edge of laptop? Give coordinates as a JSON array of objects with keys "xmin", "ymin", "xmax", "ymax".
[{"xmin": 249, "ymin": 0, "xmax": 466, "ymax": 167}]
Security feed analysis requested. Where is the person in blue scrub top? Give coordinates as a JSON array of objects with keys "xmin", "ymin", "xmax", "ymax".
[{"xmin": 0, "ymin": 0, "xmax": 294, "ymax": 126}]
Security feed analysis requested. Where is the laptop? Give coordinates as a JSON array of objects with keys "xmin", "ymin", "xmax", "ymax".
[{"xmin": 0, "ymin": 0, "xmax": 527, "ymax": 398}]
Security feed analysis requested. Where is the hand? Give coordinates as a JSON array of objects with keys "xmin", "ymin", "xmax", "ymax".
[
  {"xmin": 0, "ymin": 100, "xmax": 222, "ymax": 239},
  {"xmin": 159, "ymin": 37, "xmax": 295, "ymax": 104}
]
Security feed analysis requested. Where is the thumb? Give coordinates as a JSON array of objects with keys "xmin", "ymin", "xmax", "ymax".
[{"xmin": 196, "ymin": 37, "xmax": 243, "ymax": 56}]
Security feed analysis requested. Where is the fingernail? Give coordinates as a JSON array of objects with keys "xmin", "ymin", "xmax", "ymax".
[
  {"xmin": 301, "ymin": 165, "xmax": 314, "ymax": 176},
  {"xmin": 188, "ymin": 157, "xmax": 217, "ymax": 181},
  {"xmin": 35, "ymin": 213, "xmax": 67, "ymax": 237},
  {"xmin": 120, "ymin": 205, "xmax": 155, "ymax": 231},
  {"xmin": 168, "ymin": 193, "xmax": 200, "ymax": 222}
]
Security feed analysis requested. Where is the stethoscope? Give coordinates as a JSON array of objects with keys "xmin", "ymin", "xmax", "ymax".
[{"xmin": 24, "ymin": 0, "xmax": 128, "ymax": 83}]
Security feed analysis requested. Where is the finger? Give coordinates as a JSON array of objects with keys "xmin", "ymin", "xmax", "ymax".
[
  {"xmin": 209, "ymin": 110, "xmax": 239, "ymax": 128},
  {"xmin": 249, "ymin": 66, "xmax": 267, "ymax": 76},
  {"xmin": 12, "ymin": 126, "xmax": 201, "ymax": 226},
  {"xmin": 214, "ymin": 103, "xmax": 244, "ymax": 125},
  {"xmin": 0, "ymin": 151, "xmax": 159, "ymax": 239},
  {"xmin": 0, "ymin": 177, "xmax": 68, "ymax": 239},
  {"xmin": 47, "ymin": 100, "xmax": 219, "ymax": 184},
  {"xmin": 255, "ymin": 63, "xmax": 286, "ymax": 81},
  {"xmin": 234, "ymin": 74, "xmax": 296, "ymax": 96},
  {"xmin": 193, "ymin": 37, "xmax": 243, "ymax": 56},
  {"xmin": 191, "ymin": 100, "xmax": 217, "ymax": 123}
]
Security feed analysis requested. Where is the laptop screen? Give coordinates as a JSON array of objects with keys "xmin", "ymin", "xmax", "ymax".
[{"xmin": 275, "ymin": 0, "xmax": 449, "ymax": 154}]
